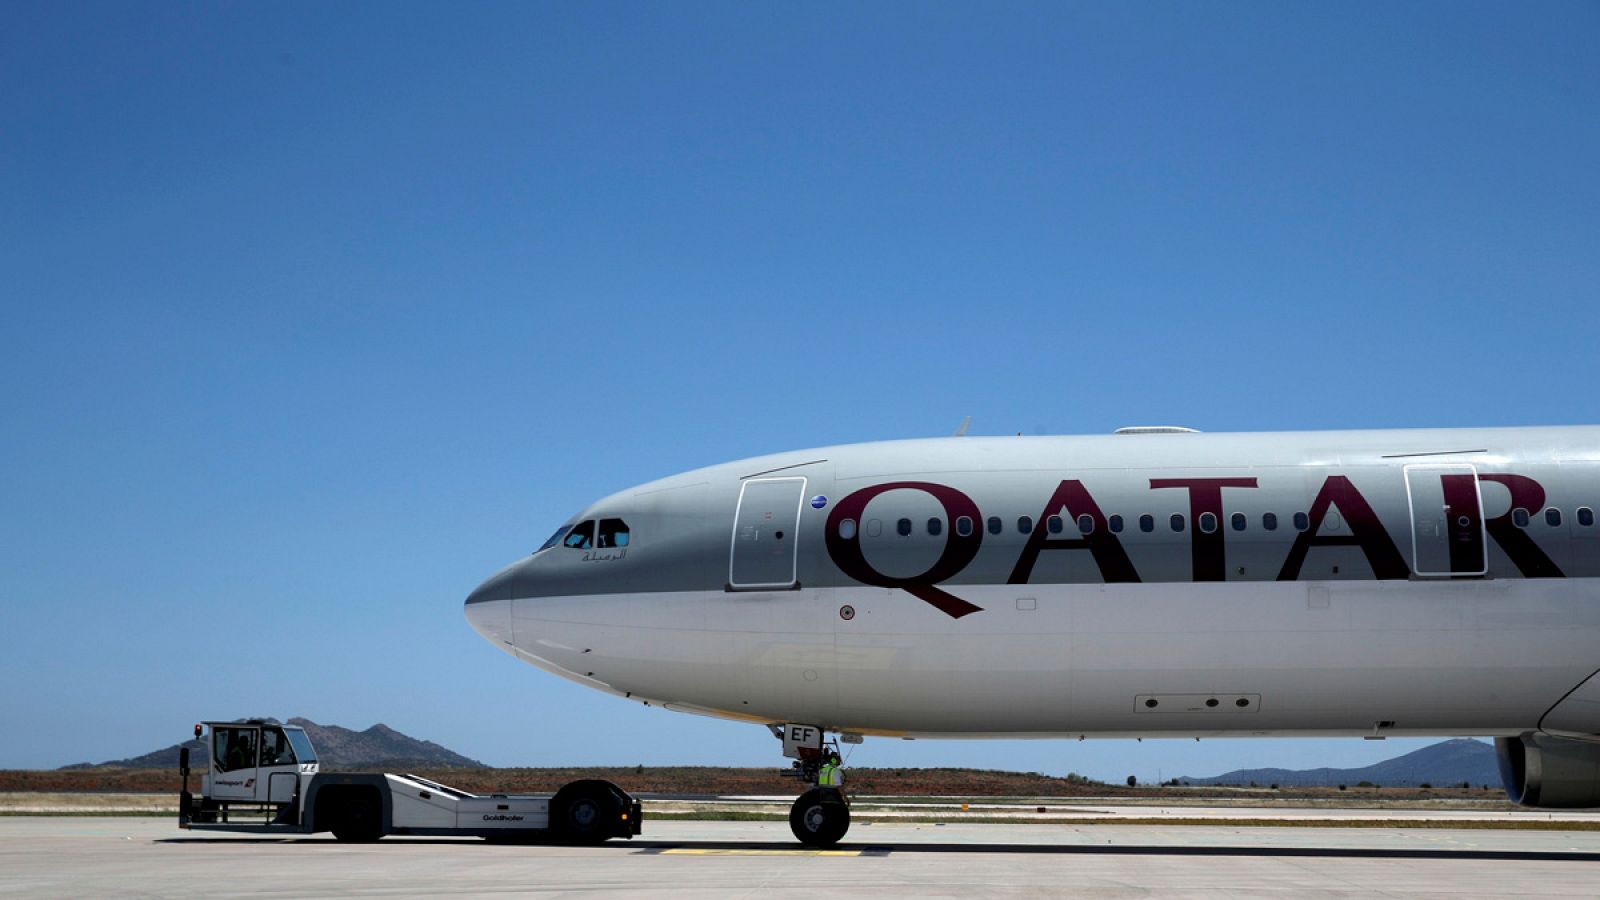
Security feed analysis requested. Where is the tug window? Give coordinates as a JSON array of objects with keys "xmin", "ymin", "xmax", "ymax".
[
  {"xmin": 839, "ymin": 519, "xmax": 857, "ymax": 540},
  {"xmin": 596, "ymin": 518, "xmax": 630, "ymax": 548},
  {"xmin": 927, "ymin": 517, "xmax": 943, "ymax": 536},
  {"xmin": 1017, "ymin": 516, "xmax": 1033, "ymax": 534},
  {"xmin": 259, "ymin": 728, "xmax": 296, "ymax": 767},
  {"xmin": 1293, "ymin": 512, "xmax": 1310, "ymax": 532},
  {"xmin": 1580, "ymin": 507, "xmax": 1595, "ymax": 527},
  {"xmin": 1170, "ymin": 514, "xmax": 1186, "ymax": 532},
  {"xmin": 1262, "ymin": 512, "xmax": 1278, "ymax": 531},
  {"xmin": 1139, "ymin": 514, "xmax": 1154, "ymax": 533},
  {"xmin": 213, "ymin": 727, "xmax": 257, "ymax": 773},
  {"xmin": 1077, "ymin": 514, "xmax": 1095, "ymax": 535},
  {"xmin": 1546, "ymin": 508, "xmax": 1562, "ymax": 527},
  {"xmin": 955, "ymin": 516, "xmax": 973, "ymax": 537},
  {"xmin": 987, "ymin": 516, "xmax": 1003, "ymax": 535},
  {"xmin": 1198, "ymin": 512, "xmax": 1218, "ymax": 534},
  {"xmin": 1109, "ymin": 514, "xmax": 1124, "ymax": 533},
  {"xmin": 1047, "ymin": 515, "xmax": 1064, "ymax": 534},
  {"xmin": 1231, "ymin": 512, "xmax": 1247, "ymax": 532},
  {"xmin": 1513, "ymin": 508, "xmax": 1530, "ymax": 528},
  {"xmin": 563, "ymin": 520, "xmax": 596, "ymax": 549},
  {"xmin": 897, "ymin": 518, "xmax": 913, "ymax": 536}
]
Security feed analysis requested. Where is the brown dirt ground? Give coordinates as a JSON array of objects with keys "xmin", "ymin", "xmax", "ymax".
[{"xmin": 0, "ymin": 767, "xmax": 1508, "ymax": 803}]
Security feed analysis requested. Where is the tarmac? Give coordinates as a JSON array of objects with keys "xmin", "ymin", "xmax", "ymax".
[{"xmin": 5, "ymin": 816, "xmax": 1600, "ymax": 897}]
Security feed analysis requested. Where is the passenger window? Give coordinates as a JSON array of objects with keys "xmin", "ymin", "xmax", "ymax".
[
  {"xmin": 1047, "ymin": 515, "xmax": 1064, "ymax": 534},
  {"xmin": 987, "ymin": 516, "xmax": 1003, "ymax": 535},
  {"xmin": 563, "ymin": 521, "xmax": 595, "ymax": 549},
  {"xmin": 897, "ymin": 518, "xmax": 912, "ymax": 537},
  {"xmin": 259, "ymin": 728, "xmax": 296, "ymax": 767},
  {"xmin": 867, "ymin": 519, "xmax": 882, "ymax": 537},
  {"xmin": 1231, "ymin": 512, "xmax": 1246, "ymax": 532},
  {"xmin": 1170, "ymin": 514, "xmax": 1185, "ymax": 532},
  {"xmin": 1198, "ymin": 512, "xmax": 1217, "ymax": 534},
  {"xmin": 839, "ymin": 519, "xmax": 857, "ymax": 540},
  {"xmin": 1109, "ymin": 514, "xmax": 1124, "ymax": 533},
  {"xmin": 1547, "ymin": 508, "xmax": 1562, "ymax": 527},
  {"xmin": 1262, "ymin": 512, "xmax": 1278, "ymax": 531},
  {"xmin": 1139, "ymin": 514, "xmax": 1154, "ymax": 533},
  {"xmin": 1580, "ymin": 507, "xmax": 1595, "ymax": 527},
  {"xmin": 1293, "ymin": 512, "xmax": 1309, "ymax": 532},
  {"xmin": 1512, "ymin": 508, "xmax": 1530, "ymax": 528},
  {"xmin": 927, "ymin": 517, "xmax": 943, "ymax": 536},
  {"xmin": 1077, "ymin": 514, "xmax": 1095, "ymax": 535},
  {"xmin": 1017, "ymin": 516, "xmax": 1033, "ymax": 534},
  {"xmin": 955, "ymin": 516, "xmax": 973, "ymax": 537},
  {"xmin": 213, "ymin": 727, "xmax": 257, "ymax": 773},
  {"xmin": 596, "ymin": 518, "xmax": 630, "ymax": 548}
]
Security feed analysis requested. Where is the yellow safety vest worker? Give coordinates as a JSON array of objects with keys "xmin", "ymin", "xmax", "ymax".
[{"xmin": 818, "ymin": 762, "xmax": 843, "ymax": 787}]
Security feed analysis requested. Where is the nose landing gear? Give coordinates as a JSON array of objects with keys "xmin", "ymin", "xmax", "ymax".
[{"xmin": 772, "ymin": 723, "xmax": 851, "ymax": 847}]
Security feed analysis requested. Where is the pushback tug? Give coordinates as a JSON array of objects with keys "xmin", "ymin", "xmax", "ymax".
[{"xmin": 178, "ymin": 720, "xmax": 640, "ymax": 843}]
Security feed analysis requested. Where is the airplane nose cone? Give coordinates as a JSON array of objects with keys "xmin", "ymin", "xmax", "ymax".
[{"xmin": 464, "ymin": 563, "xmax": 518, "ymax": 648}]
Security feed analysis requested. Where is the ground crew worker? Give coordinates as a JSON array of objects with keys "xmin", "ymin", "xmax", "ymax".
[{"xmin": 818, "ymin": 750, "xmax": 844, "ymax": 791}]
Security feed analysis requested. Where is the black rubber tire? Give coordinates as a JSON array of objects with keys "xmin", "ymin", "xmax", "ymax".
[
  {"xmin": 789, "ymin": 788, "xmax": 849, "ymax": 847},
  {"xmin": 329, "ymin": 792, "xmax": 384, "ymax": 843},
  {"xmin": 551, "ymin": 780, "xmax": 624, "ymax": 844}
]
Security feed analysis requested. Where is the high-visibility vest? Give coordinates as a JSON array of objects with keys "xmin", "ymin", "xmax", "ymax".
[{"xmin": 818, "ymin": 763, "xmax": 842, "ymax": 787}]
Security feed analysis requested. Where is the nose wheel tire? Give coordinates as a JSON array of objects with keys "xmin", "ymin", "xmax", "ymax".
[{"xmin": 789, "ymin": 788, "xmax": 849, "ymax": 847}]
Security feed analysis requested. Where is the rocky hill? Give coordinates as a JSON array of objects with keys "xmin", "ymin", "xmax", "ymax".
[
  {"xmin": 60, "ymin": 718, "xmax": 483, "ymax": 770},
  {"xmin": 1179, "ymin": 738, "xmax": 1499, "ymax": 787}
]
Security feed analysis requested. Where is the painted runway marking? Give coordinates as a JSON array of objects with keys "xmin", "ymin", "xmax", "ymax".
[{"xmin": 660, "ymin": 848, "xmax": 864, "ymax": 857}]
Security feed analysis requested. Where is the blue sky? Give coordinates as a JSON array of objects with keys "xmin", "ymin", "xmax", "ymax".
[{"xmin": 2, "ymin": 2, "xmax": 1595, "ymax": 778}]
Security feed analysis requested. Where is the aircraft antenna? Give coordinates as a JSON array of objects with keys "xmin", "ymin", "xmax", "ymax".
[{"xmin": 953, "ymin": 416, "xmax": 971, "ymax": 437}]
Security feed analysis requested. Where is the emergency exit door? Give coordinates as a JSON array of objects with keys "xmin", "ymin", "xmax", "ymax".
[
  {"xmin": 1404, "ymin": 464, "xmax": 1487, "ymax": 577},
  {"xmin": 729, "ymin": 477, "xmax": 806, "ymax": 589}
]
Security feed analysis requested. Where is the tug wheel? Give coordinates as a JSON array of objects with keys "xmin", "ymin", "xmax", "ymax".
[
  {"xmin": 551, "ymin": 780, "xmax": 625, "ymax": 844},
  {"xmin": 328, "ymin": 790, "xmax": 384, "ymax": 842}
]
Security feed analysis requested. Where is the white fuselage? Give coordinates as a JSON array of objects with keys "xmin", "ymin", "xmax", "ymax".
[{"xmin": 465, "ymin": 426, "xmax": 1600, "ymax": 741}]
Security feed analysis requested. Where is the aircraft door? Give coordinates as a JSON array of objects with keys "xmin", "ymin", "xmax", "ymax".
[
  {"xmin": 729, "ymin": 477, "xmax": 806, "ymax": 589},
  {"xmin": 1404, "ymin": 464, "xmax": 1487, "ymax": 576}
]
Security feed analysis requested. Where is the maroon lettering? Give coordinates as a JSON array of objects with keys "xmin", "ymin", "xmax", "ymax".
[
  {"xmin": 1479, "ymin": 473, "xmax": 1564, "ymax": 578},
  {"xmin": 1149, "ymin": 477, "xmax": 1258, "ymax": 581},
  {"xmin": 825, "ymin": 482, "xmax": 985, "ymax": 618},
  {"xmin": 1008, "ymin": 480, "xmax": 1140, "ymax": 585},
  {"xmin": 1276, "ymin": 475, "xmax": 1408, "ymax": 580}
]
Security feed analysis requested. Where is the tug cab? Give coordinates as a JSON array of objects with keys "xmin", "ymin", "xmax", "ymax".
[{"xmin": 203, "ymin": 720, "xmax": 317, "ymax": 808}]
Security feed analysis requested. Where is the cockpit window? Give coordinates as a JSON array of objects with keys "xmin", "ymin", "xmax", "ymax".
[
  {"xmin": 563, "ymin": 521, "xmax": 596, "ymax": 549},
  {"xmin": 597, "ymin": 518, "xmax": 630, "ymax": 548},
  {"xmin": 537, "ymin": 525, "xmax": 570, "ymax": 553}
]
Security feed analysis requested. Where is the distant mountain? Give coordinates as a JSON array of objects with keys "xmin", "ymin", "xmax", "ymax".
[
  {"xmin": 1178, "ymin": 738, "xmax": 1499, "ymax": 788},
  {"xmin": 59, "ymin": 718, "xmax": 484, "ymax": 770},
  {"xmin": 286, "ymin": 718, "xmax": 484, "ymax": 768}
]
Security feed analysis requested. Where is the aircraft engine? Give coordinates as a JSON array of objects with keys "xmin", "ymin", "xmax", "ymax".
[{"xmin": 1496, "ymin": 733, "xmax": 1600, "ymax": 808}]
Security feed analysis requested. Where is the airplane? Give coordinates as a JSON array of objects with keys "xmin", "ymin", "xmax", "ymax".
[{"xmin": 464, "ymin": 424, "xmax": 1600, "ymax": 845}]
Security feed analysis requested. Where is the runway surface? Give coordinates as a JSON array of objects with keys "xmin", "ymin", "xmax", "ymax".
[{"xmin": 5, "ymin": 816, "xmax": 1600, "ymax": 897}]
